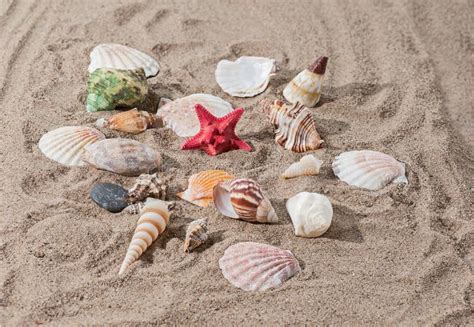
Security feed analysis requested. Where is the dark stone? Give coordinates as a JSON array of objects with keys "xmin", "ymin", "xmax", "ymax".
[{"xmin": 90, "ymin": 183, "xmax": 128, "ymax": 213}]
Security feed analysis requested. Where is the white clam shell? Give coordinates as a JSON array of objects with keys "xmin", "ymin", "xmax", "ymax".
[
  {"xmin": 38, "ymin": 126, "xmax": 105, "ymax": 167},
  {"xmin": 282, "ymin": 154, "xmax": 323, "ymax": 179},
  {"xmin": 88, "ymin": 43, "xmax": 160, "ymax": 77},
  {"xmin": 286, "ymin": 192, "xmax": 333, "ymax": 238},
  {"xmin": 215, "ymin": 56, "xmax": 276, "ymax": 97},
  {"xmin": 156, "ymin": 93, "xmax": 233, "ymax": 137},
  {"xmin": 219, "ymin": 242, "xmax": 301, "ymax": 291},
  {"xmin": 332, "ymin": 150, "xmax": 408, "ymax": 191}
]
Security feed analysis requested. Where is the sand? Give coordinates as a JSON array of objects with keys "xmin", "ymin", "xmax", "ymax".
[{"xmin": 1, "ymin": 0, "xmax": 473, "ymax": 325}]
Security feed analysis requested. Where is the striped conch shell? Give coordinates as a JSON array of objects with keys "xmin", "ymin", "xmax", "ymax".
[
  {"xmin": 183, "ymin": 218, "xmax": 209, "ymax": 253},
  {"xmin": 128, "ymin": 173, "xmax": 167, "ymax": 203},
  {"xmin": 119, "ymin": 198, "xmax": 172, "ymax": 275},
  {"xmin": 261, "ymin": 99, "xmax": 323, "ymax": 152},
  {"xmin": 282, "ymin": 154, "xmax": 323, "ymax": 179},
  {"xmin": 283, "ymin": 56, "xmax": 328, "ymax": 107},
  {"xmin": 213, "ymin": 178, "xmax": 278, "ymax": 223},
  {"xmin": 177, "ymin": 170, "xmax": 234, "ymax": 207},
  {"xmin": 96, "ymin": 109, "xmax": 158, "ymax": 134}
]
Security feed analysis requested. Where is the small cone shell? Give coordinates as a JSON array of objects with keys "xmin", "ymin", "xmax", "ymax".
[
  {"xmin": 282, "ymin": 154, "xmax": 323, "ymax": 179},
  {"xmin": 119, "ymin": 198, "xmax": 172, "ymax": 275},
  {"xmin": 183, "ymin": 218, "xmax": 209, "ymax": 253},
  {"xmin": 96, "ymin": 109, "xmax": 157, "ymax": 134}
]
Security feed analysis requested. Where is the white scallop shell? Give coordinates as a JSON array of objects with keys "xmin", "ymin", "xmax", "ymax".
[
  {"xmin": 332, "ymin": 150, "xmax": 408, "ymax": 191},
  {"xmin": 282, "ymin": 154, "xmax": 323, "ymax": 179},
  {"xmin": 156, "ymin": 93, "xmax": 233, "ymax": 137},
  {"xmin": 38, "ymin": 126, "xmax": 105, "ymax": 167},
  {"xmin": 88, "ymin": 43, "xmax": 160, "ymax": 77},
  {"xmin": 219, "ymin": 242, "xmax": 301, "ymax": 291},
  {"xmin": 215, "ymin": 56, "xmax": 276, "ymax": 97},
  {"xmin": 286, "ymin": 192, "xmax": 333, "ymax": 238}
]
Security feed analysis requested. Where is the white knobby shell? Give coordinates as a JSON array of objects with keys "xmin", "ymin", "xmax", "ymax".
[
  {"xmin": 156, "ymin": 93, "xmax": 233, "ymax": 137},
  {"xmin": 215, "ymin": 56, "xmax": 276, "ymax": 97},
  {"xmin": 282, "ymin": 154, "xmax": 323, "ymax": 179},
  {"xmin": 88, "ymin": 43, "xmax": 160, "ymax": 77},
  {"xmin": 286, "ymin": 192, "xmax": 333, "ymax": 238},
  {"xmin": 38, "ymin": 126, "xmax": 105, "ymax": 167},
  {"xmin": 219, "ymin": 242, "xmax": 301, "ymax": 291},
  {"xmin": 332, "ymin": 150, "xmax": 408, "ymax": 191}
]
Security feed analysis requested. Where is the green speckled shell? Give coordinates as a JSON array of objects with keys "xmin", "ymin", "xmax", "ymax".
[{"xmin": 86, "ymin": 68, "xmax": 149, "ymax": 112}]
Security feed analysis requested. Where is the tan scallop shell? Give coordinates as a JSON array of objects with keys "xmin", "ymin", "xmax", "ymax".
[
  {"xmin": 96, "ymin": 109, "xmax": 158, "ymax": 134},
  {"xmin": 183, "ymin": 218, "xmax": 209, "ymax": 253},
  {"xmin": 282, "ymin": 154, "xmax": 323, "ymax": 179}
]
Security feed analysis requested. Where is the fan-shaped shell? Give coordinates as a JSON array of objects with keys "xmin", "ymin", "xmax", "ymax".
[
  {"xmin": 332, "ymin": 150, "xmax": 408, "ymax": 191},
  {"xmin": 177, "ymin": 170, "xmax": 234, "ymax": 207},
  {"xmin": 219, "ymin": 242, "xmax": 301, "ymax": 291},
  {"xmin": 96, "ymin": 109, "xmax": 158, "ymax": 134},
  {"xmin": 213, "ymin": 178, "xmax": 278, "ymax": 223},
  {"xmin": 89, "ymin": 43, "xmax": 160, "ymax": 77},
  {"xmin": 81, "ymin": 138, "xmax": 161, "ymax": 176},
  {"xmin": 38, "ymin": 126, "xmax": 105, "ymax": 167},
  {"xmin": 215, "ymin": 56, "xmax": 275, "ymax": 97},
  {"xmin": 183, "ymin": 218, "xmax": 209, "ymax": 253},
  {"xmin": 119, "ymin": 198, "xmax": 172, "ymax": 275},
  {"xmin": 286, "ymin": 192, "xmax": 333, "ymax": 238},
  {"xmin": 156, "ymin": 93, "xmax": 233, "ymax": 137},
  {"xmin": 261, "ymin": 99, "xmax": 323, "ymax": 152},
  {"xmin": 282, "ymin": 154, "xmax": 323, "ymax": 179}
]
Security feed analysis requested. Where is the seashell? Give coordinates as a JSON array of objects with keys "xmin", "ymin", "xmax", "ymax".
[
  {"xmin": 81, "ymin": 138, "xmax": 161, "ymax": 177},
  {"xmin": 282, "ymin": 154, "xmax": 323, "ymax": 179},
  {"xmin": 156, "ymin": 93, "xmax": 233, "ymax": 137},
  {"xmin": 332, "ymin": 150, "xmax": 408, "ymax": 191},
  {"xmin": 86, "ymin": 68, "xmax": 149, "ymax": 112},
  {"xmin": 219, "ymin": 242, "xmax": 301, "ymax": 291},
  {"xmin": 183, "ymin": 218, "xmax": 208, "ymax": 253},
  {"xmin": 286, "ymin": 192, "xmax": 333, "ymax": 238},
  {"xmin": 177, "ymin": 170, "xmax": 234, "ymax": 207},
  {"xmin": 96, "ymin": 109, "xmax": 158, "ymax": 134},
  {"xmin": 128, "ymin": 173, "xmax": 167, "ymax": 203},
  {"xmin": 213, "ymin": 178, "xmax": 278, "ymax": 223},
  {"xmin": 261, "ymin": 99, "xmax": 323, "ymax": 152},
  {"xmin": 215, "ymin": 56, "xmax": 276, "ymax": 97},
  {"xmin": 119, "ymin": 198, "xmax": 172, "ymax": 275},
  {"xmin": 283, "ymin": 56, "xmax": 328, "ymax": 107},
  {"xmin": 38, "ymin": 126, "xmax": 105, "ymax": 167},
  {"xmin": 124, "ymin": 202, "xmax": 144, "ymax": 215},
  {"xmin": 89, "ymin": 43, "xmax": 160, "ymax": 78}
]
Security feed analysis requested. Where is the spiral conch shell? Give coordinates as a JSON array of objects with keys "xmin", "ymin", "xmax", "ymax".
[
  {"xmin": 213, "ymin": 178, "xmax": 278, "ymax": 223},
  {"xmin": 283, "ymin": 56, "xmax": 328, "ymax": 107},
  {"xmin": 119, "ymin": 198, "xmax": 172, "ymax": 276},
  {"xmin": 261, "ymin": 99, "xmax": 323, "ymax": 152},
  {"xmin": 183, "ymin": 218, "xmax": 208, "ymax": 253},
  {"xmin": 282, "ymin": 154, "xmax": 323, "ymax": 179},
  {"xmin": 96, "ymin": 109, "xmax": 158, "ymax": 134},
  {"xmin": 128, "ymin": 173, "xmax": 167, "ymax": 203}
]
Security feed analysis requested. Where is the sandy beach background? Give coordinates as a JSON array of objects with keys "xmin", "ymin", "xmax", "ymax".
[{"xmin": 1, "ymin": 0, "xmax": 473, "ymax": 325}]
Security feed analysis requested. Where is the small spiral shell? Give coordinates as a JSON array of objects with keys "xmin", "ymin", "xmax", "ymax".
[{"xmin": 183, "ymin": 218, "xmax": 209, "ymax": 253}]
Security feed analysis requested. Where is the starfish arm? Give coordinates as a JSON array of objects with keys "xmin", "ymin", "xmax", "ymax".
[
  {"xmin": 180, "ymin": 132, "xmax": 204, "ymax": 150},
  {"xmin": 203, "ymin": 143, "xmax": 219, "ymax": 156},
  {"xmin": 232, "ymin": 138, "xmax": 252, "ymax": 152},
  {"xmin": 195, "ymin": 103, "xmax": 218, "ymax": 128},
  {"xmin": 217, "ymin": 108, "xmax": 244, "ymax": 134}
]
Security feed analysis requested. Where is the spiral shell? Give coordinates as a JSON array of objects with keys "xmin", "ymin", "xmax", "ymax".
[
  {"xmin": 213, "ymin": 178, "xmax": 278, "ymax": 223},
  {"xmin": 38, "ymin": 126, "xmax": 105, "ymax": 167},
  {"xmin": 261, "ymin": 99, "xmax": 323, "ymax": 152},
  {"xmin": 96, "ymin": 109, "xmax": 158, "ymax": 134},
  {"xmin": 219, "ymin": 242, "xmax": 301, "ymax": 291},
  {"xmin": 183, "ymin": 218, "xmax": 209, "ymax": 253},
  {"xmin": 119, "ymin": 198, "xmax": 172, "ymax": 275},
  {"xmin": 282, "ymin": 154, "xmax": 323, "ymax": 179},
  {"xmin": 128, "ymin": 173, "xmax": 167, "ymax": 203},
  {"xmin": 332, "ymin": 150, "xmax": 408, "ymax": 191}
]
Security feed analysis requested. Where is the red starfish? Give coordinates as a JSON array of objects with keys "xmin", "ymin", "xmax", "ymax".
[{"xmin": 180, "ymin": 104, "xmax": 252, "ymax": 156}]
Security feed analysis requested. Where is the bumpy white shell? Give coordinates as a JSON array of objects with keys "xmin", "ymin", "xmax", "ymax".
[
  {"xmin": 215, "ymin": 56, "xmax": 276, "ymax": 97},
  {"xmin": 219, "ymin": 242, "xmax": 301, "ymax": 291},
  {"xmin": 156, "ymin": 94, "xmax": 233, "ymax": 137},
  {"xmin": 88, "ymin": 43, "xmax": 160, "ymax": 77},
  {"xmin": 286, "ymin": 192, "xmax": 333, "ymax": 238},
  {"xmin": 38, "ymin": 126, "xmax": 105, "ymax": 167},
  {"xmin": 282, "ymin": 154, "xmax": 323, "ymax": 179},
  {"xmin": 332, "ymin": 150, "xmax": 408, "ymax": 191}
]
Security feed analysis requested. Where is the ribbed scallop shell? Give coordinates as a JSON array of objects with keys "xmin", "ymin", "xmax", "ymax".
[
  {"xmin": 332, "ymin": 150, "xmax": 408, "ymax": 191},
  {"xmin": 38, "ymin": 126, "xmax": 105, "ymax": 167},
  {"xmin": 89, "ymin": 43, "xmax": 160, "ymax": 77},
  {"xmin": 219, "ymin": 242, "xmax": 301, "ymax": 291},
  {"xmin": 119, "ymin": 198, "xmax": 172, "ymax": 275},
  {"xmin": 282, "ymin": 154, "xmax": 323, "ymax": 179},
  {"xmin": 156, "ymin": 93, "xmax": 233, "ymax": 137},
  {"xmin": 177, "ymin": 170, "xmax": 234, "ymax": 207},
  {"xmin": 96, "ymin": 109, "xmax": 158, "ymax": 134},
  {"xmin": 286, "ymin": 192, "xmax": 333, "ymax": 238},
  {"xmin": 213, "ymin": 178, "xmax": 278, "ymax": 223},
  {"xmin": 261, "ymin": 99, "xmax": 323, "ymax": 152},
  {"xmin": 81, "ymin": 138, "xmax": 161, "ymax": 176},
  {"xmin": 215, "ymin": 56, "xmax": 275, "ymax": 97},
  {"xmin": 183, "ymin": 218, "xmax": 208, "ymax": 253}
]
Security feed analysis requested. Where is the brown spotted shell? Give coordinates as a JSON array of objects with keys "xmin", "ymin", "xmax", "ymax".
[
  {"xmin": 128, "ymin": 173, "xmax": 167, "ymax": 203},
  {"xmin": 96, "ymin": 109, "xmax": 158, "ymax": 134}
]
